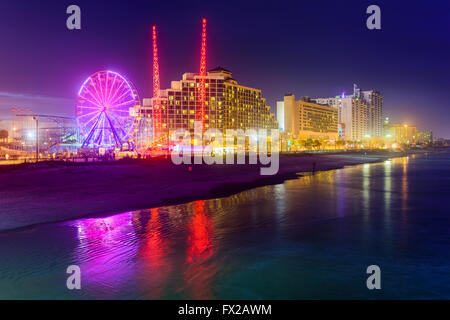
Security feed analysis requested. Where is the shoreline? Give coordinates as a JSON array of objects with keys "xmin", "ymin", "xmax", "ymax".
[{"xmin": 0, "ymin": 149, "xmax": 437, "ymax": 233}]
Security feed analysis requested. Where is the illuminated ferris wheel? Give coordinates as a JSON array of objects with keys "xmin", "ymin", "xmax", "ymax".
[{"xmin": 76, "ymin": 70, "xmax": 140, "ymax": 149}]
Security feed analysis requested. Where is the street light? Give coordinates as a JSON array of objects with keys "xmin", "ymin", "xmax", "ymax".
[{"xmin": 33, "ymin": 116, "xmax": 39, "ymax": 163}]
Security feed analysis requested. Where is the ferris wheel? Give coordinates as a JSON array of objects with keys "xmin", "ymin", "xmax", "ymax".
[{"xmin": 76, "ymin": 70, "xmax": 140, "ymax": 149}]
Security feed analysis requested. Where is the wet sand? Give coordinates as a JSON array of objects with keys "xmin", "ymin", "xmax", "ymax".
[{"xmin": 0, "ymin": 151, "xmax": 424, "ymax": 231}]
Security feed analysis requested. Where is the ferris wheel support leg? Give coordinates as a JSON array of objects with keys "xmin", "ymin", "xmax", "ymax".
[
  {"xmin": 104, "ymin": 112, "xmax": 123, "ymax": 149},
  {"xmin": 82, "ymin": 115, "xmax": 101, "ymax": 148}
]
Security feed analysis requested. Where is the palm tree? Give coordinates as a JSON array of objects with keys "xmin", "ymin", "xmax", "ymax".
[
  {"xmin": 312, "ymin": 139, "xmax": 322, "ymax": 150},
  {"xmin": 298, "ymin": 140, "xmax": 307, "ymax": 150},
  {"xmin": 305, "ymin": 138, "xmax": 313, "ymax": 150}
]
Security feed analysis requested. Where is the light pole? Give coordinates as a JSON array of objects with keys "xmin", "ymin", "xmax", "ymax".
[{"xmin": 33, "ymin": 116, "xmax": 39, "ymax": 163}]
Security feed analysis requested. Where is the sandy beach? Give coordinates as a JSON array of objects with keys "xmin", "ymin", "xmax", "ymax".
[{"xmin": 0, "ymin": 150, "xmax": 426, "ymax": 232}]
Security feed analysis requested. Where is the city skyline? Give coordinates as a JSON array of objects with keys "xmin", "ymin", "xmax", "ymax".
[{"xmin": 0, "ymin": 0, "xmax": 449, "ymax": 137}]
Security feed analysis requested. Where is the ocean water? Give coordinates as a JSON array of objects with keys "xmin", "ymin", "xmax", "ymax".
[{"xmin": 0, "ymin": 152, "xmax": 449, "ymax": 299}]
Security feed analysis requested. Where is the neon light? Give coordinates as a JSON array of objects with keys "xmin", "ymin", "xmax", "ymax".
[
  {"xmin": 76, "ymin": 70, "xmax": 139, "ymax": 148},
  {"xmin": 152, "ymin": 25, "xmax": 162, "ymax": 141},
  {"xmin": 197, "ymin": 18, "xmax": 207, "ymax": 127},
  {"xmin": 78, "ymin": 77, "xmax": 91, "ymax": 96}
]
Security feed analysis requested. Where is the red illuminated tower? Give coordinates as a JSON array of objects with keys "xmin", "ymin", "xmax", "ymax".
[
  {"xmin": 197, "ymin": 18, "xmax": 207, "ymax": 127},
  {"xmin": 152, "ymin": 25, "xmax": 161, "ymax": 140}
]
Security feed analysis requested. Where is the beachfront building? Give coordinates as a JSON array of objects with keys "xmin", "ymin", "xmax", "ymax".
[
  {"xmin": 383, "ymin": 119, "xmax": 417, "ymax": 145},
  {"xmin": 417, "ymin": 131, "xmax": 433, "ymax": 145},
  {"xmin": 276, "ymin": 100, "xmax": 285, "ymax": 132},
  {"xmin": 140, "ymin": 67, "xmax": 278, "ymax": 143},
  {"xmin": 314, "ymin": 94, "xmax": 368, "ymax": 141},
  {"xmin": 314, "ymin": 84, "xmax": 383, "ymax": 141},
  {"xmin": 277, "ymin": 94, "xmax": 338, "ymax": 141},
  {"xmin": 362, "ymin": 90, "xmax": 383, "ymax": 138}
]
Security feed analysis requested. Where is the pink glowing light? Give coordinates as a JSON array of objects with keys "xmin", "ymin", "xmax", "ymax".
[
  {"xmin": 197, "ymin": 18, "xmax": 207, "ymax": 125},
  {"xmin": 76, "ymin": 70, "xmax": 140, "ymax": 148}
]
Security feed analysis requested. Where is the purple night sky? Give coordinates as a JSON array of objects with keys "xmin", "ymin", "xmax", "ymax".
[{"xmin": 0, "ymin": 0, "xmax": 449, "ymax": 137}]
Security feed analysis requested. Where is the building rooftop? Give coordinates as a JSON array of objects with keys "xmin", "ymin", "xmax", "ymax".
[{"xmin": 208, "ymin": 66, "xmax": 232, "ymax": 74}]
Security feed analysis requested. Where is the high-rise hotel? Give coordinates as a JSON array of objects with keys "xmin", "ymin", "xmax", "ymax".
[
  {"xmin": 277, "ymin": 94, "xmax": 338, "ymax": 141},
  {"xmin": 314, "ymin": 84, "xmax": 383, "ymax": 141},
  {"xmin": 362, "ymin": 89, "xmax": 383, "ymax": 138},
  {"xmin": 140, "ymin": 67, "xmax": 278, "ymax": 142}
]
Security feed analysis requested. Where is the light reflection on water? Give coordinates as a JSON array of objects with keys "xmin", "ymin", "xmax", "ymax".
[{"xmin": 1, "ymin": 154, "xmax": 450, "ymax": 299}]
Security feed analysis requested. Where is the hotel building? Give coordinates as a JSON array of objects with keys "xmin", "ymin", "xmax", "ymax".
[
  {"xmin": 383, "ymin": 119, "xmax": 417, "ymax": 145},
  {"xmin": 362, "ymin": 90, "xmax": 383, "ymax": 138},
  {"xmin": 417, "ymin": 131, "xmax": 433, "ymax": 144},
  {"xmin": 314, "ymin": 84, "xmax": 383, "ymax": 141},
  {"xmin": 140, "ymin": 67, "xmax": 278, "ymax": 143},
  {"xmin": 277, "ymin": 94, "xmax": 338, "ymax": 141}
]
